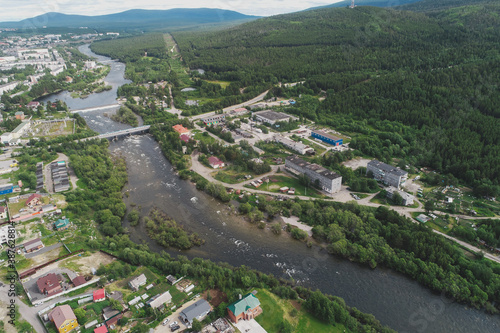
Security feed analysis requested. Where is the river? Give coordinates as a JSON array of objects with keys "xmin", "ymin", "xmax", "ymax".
[{"xmin": 41, "ymin": 44, "xmax": 500, "ymax": 333}]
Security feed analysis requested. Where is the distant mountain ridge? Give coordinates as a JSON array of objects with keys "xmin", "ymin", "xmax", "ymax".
[
  {"xmin": 305, "ymin": 0, "xmax": 423, "ymax": 11},
  {"xmin": 0, "ymin": 8, "xmax": 259, "ymax": 30}
]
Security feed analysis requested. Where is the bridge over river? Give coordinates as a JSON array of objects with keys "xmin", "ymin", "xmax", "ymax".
[
  {"xmin": 70, "ymin": 103, "xmax": 121, "ymax": 113},
  {"xmin": 80, "ymin": 125, "xmax": 151, "ymax": 141}
]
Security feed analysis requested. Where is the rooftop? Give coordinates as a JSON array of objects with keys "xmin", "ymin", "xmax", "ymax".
[
  {"xmin": 228, "ymin": 293, "xmax": 261, "ymax": 317},
  {"xmin": 49, "ymin": 305, "xmax": 76, "ymax": 329},
  {"xmin": 286, "ymin": 155, "xmax": 341, "ymax": 180},
  {"xmin": 180, "ymin": 299, "xmax": 211, "ymax": 323},
  {"xmin": 254, "ymin": 110, "xmax": 291, "ymax": 121},
  {"xmin": 368, "ymin": 160, "xmax": 408, "ymax": 177},
  {"xmin": 312, "ymin": 130, "xmax": 342, "ymax": 142}
]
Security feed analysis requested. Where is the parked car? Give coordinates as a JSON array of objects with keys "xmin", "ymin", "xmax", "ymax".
[
  {"xmin": 171, "ymin": 325, "xmax": 180, "ymax": 332},
  {"xmin": 162, "ymin": 318, "xmax": 170, "ymax": 326},
  {"xmin": 169, "ymin": 321, "xmax": 178, "ymax": 327}
]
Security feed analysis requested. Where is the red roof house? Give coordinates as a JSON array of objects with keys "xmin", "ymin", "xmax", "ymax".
[
  {"xmin": 172, "ymin": 124, "xmax": 190, "ymax": 134},
  {"xmin": 93, "ymin": 288, "xmax": 106, "ymax": 302},
  {"xmin": 208, "ymin": 156, "xmax": 225, "ymax": 169},
  {"xmin": 94, "ymin": 326, "xmax": 108, "ymax": 333},
  {"xmin": 180, "ymin": 134, "xmax": 190, "ymax": 143}
]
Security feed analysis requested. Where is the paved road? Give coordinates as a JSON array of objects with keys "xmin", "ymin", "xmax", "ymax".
[
  {"xmin": 434, "ymin": 230, "xmax": 500, "ymax": 264},
  {"xmin": 189, "ymin": 90, "xmax": 270, "ymax": 121}
]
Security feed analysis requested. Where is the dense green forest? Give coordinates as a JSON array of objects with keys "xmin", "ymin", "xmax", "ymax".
[
  {"xmin": 91, "ymin": 34, "xmax": 167, "ymax": 62},
  {"xmin": 172, "ymin": 3, "xmax": 500, "ymax": 194}
]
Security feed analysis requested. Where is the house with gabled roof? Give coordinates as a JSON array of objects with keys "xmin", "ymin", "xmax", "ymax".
[
  {"xmin": 227, "ymin": 293, "xmax": 262, "ymax": 323},
  {"xmin": 48, "ymin": 304, "xmax": 79, "ymax": 333}
]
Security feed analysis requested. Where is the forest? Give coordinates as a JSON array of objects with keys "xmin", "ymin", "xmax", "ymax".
[{"xmin": 171, "ymin": 3, "xmax": 500, "ymax": 194}]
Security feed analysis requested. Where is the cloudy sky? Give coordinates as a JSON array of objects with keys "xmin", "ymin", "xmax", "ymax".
[{"xmin": 0, "ymin": 0, "xmax": 343, "ymax": 22}]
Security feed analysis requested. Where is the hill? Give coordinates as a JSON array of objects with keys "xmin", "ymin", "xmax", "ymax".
[
  {"xmin": 306, "ymin": 0, "xmax": 422, "ymax": 10},
  {"xmin": 0, "ymin": 8, "xmax": 259, "ymax": 31},
  {"xmin": 398, "ymin": 0, "xmax": 498, "ymax": 12},
  {"xmin": 173, "ymin": 5, "xmax": 500, "ymax": 193}
]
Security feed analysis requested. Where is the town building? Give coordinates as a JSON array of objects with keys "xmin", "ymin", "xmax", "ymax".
[
  {"xmin": 254, "ymin": 110, "xmax": 292, "ymax": 125},
  {"xmin": 285, "ymin": 156, "xmax": 342, "ymax": 194},
  {"xmin": 54, "ymin": 218, "xmax": 70, "ymax": 231},
  {"xmin": 128, "ymin": 273, "xmax": 147, "ymax": 291},
  {"xmin": 146, "ymin": 291, "xmax": 172, "ymax": 309},
  {"xmin": 0, "ymin": 224, "xmax": 15, "ymax": 244},
  {"xmin": 37, "ymin": 273, "xmax": 62, "ymax": 296},
  {"xmin": 367, "ymin": 160, "xmax": 408, "ymax": 189},
  {"xmin": 24, "ymin": 237, "xmax": 44, "ymax": 253},
  {"xmin": 26, "ymin": 193, "xmax": 42, "ymax": 207},
  {"xmin": 274, "ymin": 135, "xmax": 314, "ymax": 155},
  {"xmin": 208, "ymin": 156, "xmax": 225, "ymax": 169},
  {"xmin": 0, "ymin": 184, "xmax": 13, "ymax": 196},
  {"xmin": 0, "ymin": 81, "xmax": 19, "ymax": 95},
  {"xmin": 0, "ymin": 206, "xmax": 7, "ymax": 219},
  {"xmin": 227, "ymin": 293, "xmax": 262, "ymax": 323},
  {"xmin": 0, "ymin": 133, "xmax": 12, "ymax": 145},
  {"xmin": 93, "ymin": 288, "xmax": 106, "ymax": 302},
  {"xmin": 102, "ymin": 306, "xmax": 121, "ymax": 321},
  {"xmin": 11, "ymin": 120, "xmax": 31, "ymax": 139},
  {"xmin": 27, "ymin": 101, "xmax": 40, "ymax": 110},
  {"xmin": 311, "ymin": 130, "xmax": 343, "ymax": 146},
  {"xmin": 202, "ymin": 114, "xmax": 226, "ymax": 126},
  {"xmin": 386, "ymin": 187, "xmax": 415, "ymax": 206},
  {"xmin": 230, "ymin": 107, "xmax": 248, "ymax": 116},
  {"xmin": 15, "ymin": 111, "xmax": 25, "ymax": 120},
  {"xmin": 180, "ymin": 134, "xmax": 190, "ymax": 143},
  {"xmin": 48, "ymin": 305, "xmax": 79, "ymax": 333},
  {"xmin": 172, "ymin": 124, "xmax": 190, "ymax": 135},
  {"xmin": 179, "ymin": 299, "xmax": 211, "ymax": 325}
]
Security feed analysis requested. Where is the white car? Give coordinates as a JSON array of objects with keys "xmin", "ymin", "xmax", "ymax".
[
  {"xmin": 169, "ymin": 321, "xmax": 178, "ymax": 327},
  {"xmin": 162, "ymin": 318, "xmax": 170, "ymax": 326}
]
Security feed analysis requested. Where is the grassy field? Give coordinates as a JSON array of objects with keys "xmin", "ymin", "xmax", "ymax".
[
  {"xmin": 204, "ymin": 80, "xmax": 231, "ymax": 88},
  {"xmin": 213, "ymin": 170, "xmax": 247, "ymax": 184},
  {"xmin": 264, "ymin": 175, "xmax": 325, "ymax": 198},
  {"xmin": 255, "ymin": 289, "xmax": 349, "ymax": 333},
  {"xmin": 193, "ymin": 130, "xmax": 217, "ymax": 145}
]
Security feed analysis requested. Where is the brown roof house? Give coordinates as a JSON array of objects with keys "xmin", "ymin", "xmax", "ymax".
[
  {"xmin": 23, "ymin": 237, "xmax": 44, "ymax": 253},
  {"xmin": 26, "ymin": 193, "xmax": 42, "ymax": 207},
  {"xmin": 37, "ymin": 273, "xmax": 62, "ymax": 296},
  {"xmin": 48, "ymin": 304, "xmax": 79, "ymax": 333}
]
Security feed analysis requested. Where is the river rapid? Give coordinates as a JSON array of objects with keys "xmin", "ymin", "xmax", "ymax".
[{"xmin": 40, "ymin": 44, "xmax": 500, "ymax": 333}]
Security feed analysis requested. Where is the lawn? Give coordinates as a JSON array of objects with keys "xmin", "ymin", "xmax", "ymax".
[
  {"xmin": 203, "ymin": 80, "xmax": 231, "ymax": 89},
  {"xmin": 265, "ymin": 175, "xmax": 326, "ymax": 198},
  {"xmin": 255, "ymin": 289, "xmax": 349, "ymax": 333},
  {"xmin": 193, "ymin": 131, "xmax": 216, "ymax": 145},
  {"xmin": 213, "ymin": 169, "xmax": 250, "ymax": 184}
]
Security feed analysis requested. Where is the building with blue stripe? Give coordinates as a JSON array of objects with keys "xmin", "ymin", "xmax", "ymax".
[{"xmin": 311, "ymin": 130, "xmax": 343, "ymax": 146}]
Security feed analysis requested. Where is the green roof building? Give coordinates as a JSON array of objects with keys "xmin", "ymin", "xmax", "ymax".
[
  {"xmin": 227, "ymin": 293, "xmax": 262, "ymax": 323},
  {"xmin": 54, "ymin": 218, "xmax": 69, "ymax": 230}
]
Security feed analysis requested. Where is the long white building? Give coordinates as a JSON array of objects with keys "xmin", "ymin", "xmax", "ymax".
[
  {"xmin": 367, "ymin": 160, "xmax": 408, "ymax": 189},
  {"xmin": 285, "ymin": 155, "xmax": 342, "ymax": 194},
  {"xmin": 274, "ymin": 135, "xmax": 314, "ymax": 155}
]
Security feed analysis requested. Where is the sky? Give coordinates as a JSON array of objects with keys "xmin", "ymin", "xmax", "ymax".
[{"xmin": 0, "ymin": 0, "xmax": 344, "ymax": 22}]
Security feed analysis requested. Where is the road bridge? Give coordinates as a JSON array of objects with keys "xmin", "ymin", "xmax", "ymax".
[
  {"xmin": 70, "ymin": 103, "xmax": 120, "ymax": 113},
  {"xmin": 80, "ymin": 125, "xmax": 151, "ymax": 142}
]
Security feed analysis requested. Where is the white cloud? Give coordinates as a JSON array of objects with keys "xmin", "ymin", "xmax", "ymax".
[{"xmin": 0, "ymin": 0, "xmax": 343, "ymax": 22}]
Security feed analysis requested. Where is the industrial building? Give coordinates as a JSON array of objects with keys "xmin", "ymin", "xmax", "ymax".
[
  {"xmin": 311, "ymin": 130, "xmax": 343, "ymax": 146},
  {"xmin": 273, "ymin": 135, "xmax": 314, "ymax": 155},
  {"xmin": 367, "ymin": 160, "xmax": 408, "ymax": 189},
  {"xmin": 254, "ymin": 110, "xmax": 293, "ymax": 125},
  {"xmin": 36, "ymin": 162, "xmax": 44, "ymax": 191},
  {"xmin": 285, "ymin": 156, "xmax": 342, "ymax": 194},
  {"xmin": 0, "ymin": 184, "xmax": 13, "ymax": 196}
]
